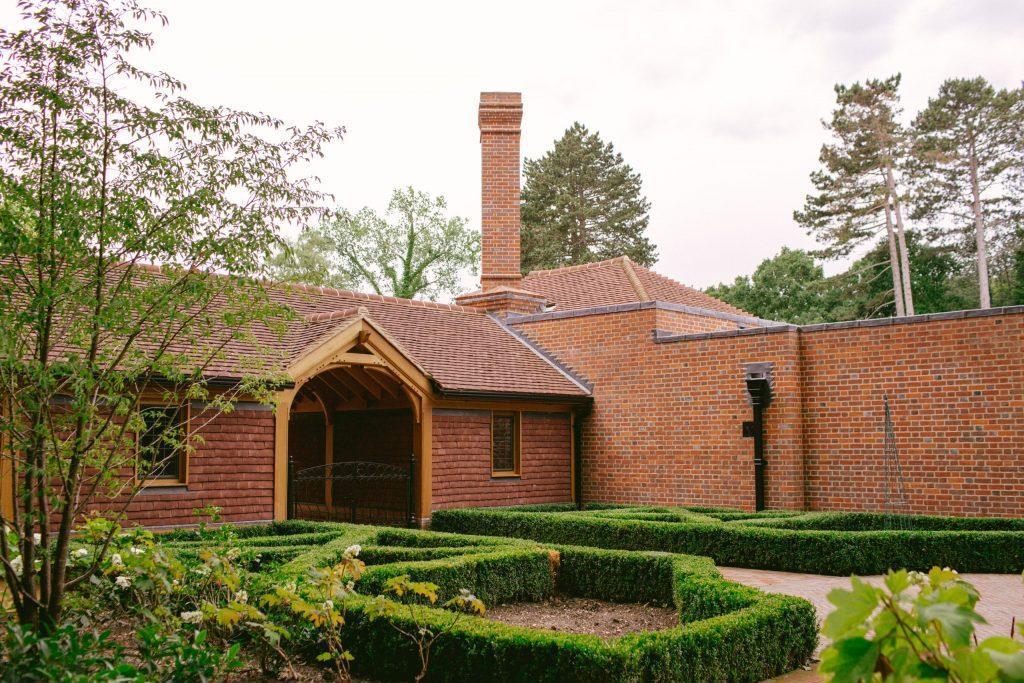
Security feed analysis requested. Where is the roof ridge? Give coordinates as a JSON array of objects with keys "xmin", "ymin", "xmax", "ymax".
[
  {"xmin": 302, "ymin": 306, "xmax": 363, "ymax": 323},
  {"xmin": 524, "ymin": 255, "xmax": 631, "ymax": 277},
  {"xmin": 119, "ymin": 260, "xmax": 487, "ymax": 315},
  {"xmin": 278, "ymin": 282, "xmax": 486, "ymax": 314}
]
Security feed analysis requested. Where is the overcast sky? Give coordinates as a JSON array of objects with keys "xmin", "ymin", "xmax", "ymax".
[{"xmin": 4, "ymin": 0, "xmax": 1023, "ymax": 289}]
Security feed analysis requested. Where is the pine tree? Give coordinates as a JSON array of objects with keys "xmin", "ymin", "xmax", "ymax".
[
  {"xmin": 520, "ymin": 122, "xmax": 656, "ymax": 272},
  {"xmin": 795, "ymin": 76, "xmax": 915, "ymax": 316},
  {"xmin": 910, "ymin": 78, "xmax": 1024, "ymax": 309}
]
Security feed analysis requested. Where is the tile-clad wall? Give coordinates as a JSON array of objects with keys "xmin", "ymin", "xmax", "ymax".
[{"xmin": 431, "ymin": 409, "xmax": 572, "ymax": 510}]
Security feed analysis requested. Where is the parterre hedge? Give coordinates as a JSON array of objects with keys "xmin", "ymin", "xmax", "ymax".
[
  {"xmin": 430, "ymin": 504, "xmax": 1024, "ymax": 575},
  {"xmin": 163, "ymin": 521, "xmax": 816, "ymax": 681}
]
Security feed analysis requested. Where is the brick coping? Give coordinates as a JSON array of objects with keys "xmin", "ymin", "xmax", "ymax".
[
  {"xmin": 506, "ymin": 300, "xmax": 780, "ymax": 328},
  {"xmin": 653, "ymin": 305, "xmax": 1024, "ymax": 344}
]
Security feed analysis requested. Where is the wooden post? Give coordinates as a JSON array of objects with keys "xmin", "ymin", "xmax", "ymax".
[{"xmin": 273, "ymin": 389, "xmax": 296, "ymax": 521}]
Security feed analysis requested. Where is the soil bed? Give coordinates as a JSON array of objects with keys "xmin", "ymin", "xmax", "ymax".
[{"xmin": 485, "ymin": 595, "xmax": 678, "ymax": 639}]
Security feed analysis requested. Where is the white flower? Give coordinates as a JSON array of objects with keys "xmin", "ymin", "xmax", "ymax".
[
  {"xmin": 73, "ymin": 548, "xmax": 89, "ymax": 558},
  {"xmin": 180, "ymin": 610, "xmax": 203, "ymax": 624},
  {"xmin": 32, "ymin": 533, "xmax": 41, "ymax": 545},
  {"xmin": 10, "ymin": 556, "xmax": 22, "ymax": 573},
  {"xmin": 192, "ymin": 564, "xmax": 211, "ymax": 576},
  {"xmin": 344, "ymin": 544, "xmax": 361, "ymax": 557},
  {"xmin": 129, "ymin": 546, "xmax": 144, "ymax": 555},
  {"xmin": 235, "ymin": 590, "xmax": 248, "ymax": 604},
  {"xmin": 115, "ymin": 575, "xmax": 132, "ymax": 589},
  {"xmin": 322, "ymin": 599, "xmax": 334, "ymax": 611},
  {"xmin": 110, "ymin": 553, "xmax": 123, "ymax": 566}
]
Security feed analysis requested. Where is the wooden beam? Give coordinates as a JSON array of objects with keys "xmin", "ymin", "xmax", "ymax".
[
  {"xmin": 362, "ymin": 366, "xmax": 402, "ymax": 398},
  {"xmin": 334, "ymin": 352, "xmax": 387, "ymax": 367},
  {"xmin": 326, "ymin": 369, "xmax": 373, "ymax": 404},
  {"xmin": 343, "ymin": 366, "xmax": 383, "ymax": 400},
  {"xmin": 307, "ymin": 374, "xmax": 352, "ymax": 407},
  {"xmin": 353, "ymin": 365, "xmax": 399, "ymax": 399}
]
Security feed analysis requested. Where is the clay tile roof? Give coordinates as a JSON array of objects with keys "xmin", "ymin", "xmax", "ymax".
[
  {"xmin": 520, "ymin": 255, "xmax": 749, "ymax": 316},
  {"xmin": 265, "ymin": 285, "xmax": 589, "ymax": 398}
]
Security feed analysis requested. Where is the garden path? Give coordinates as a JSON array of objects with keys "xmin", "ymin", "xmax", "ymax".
[{"xmin": 720, "ymin": 567, "xmax": 1024, "ymax": 682}]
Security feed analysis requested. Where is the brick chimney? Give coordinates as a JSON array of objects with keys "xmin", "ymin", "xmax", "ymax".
[
  {"xmin": 457, "ymin": 92, "xmax": 546, "ymax": 317},
  {"xmin": 478, "ymin": 92, "xmax": 524, "ymax": 291}
]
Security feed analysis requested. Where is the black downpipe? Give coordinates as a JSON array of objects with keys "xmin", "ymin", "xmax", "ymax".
[
  {"xmin": 573, "ymin": 414, "xmax": 583, "ymax": 509},
  {"xmin": 752, "ymin": 404, "xmax": 766, "ymax": 512},
  {"xmin": 743, "ymin": 362, "xmax": 774, "ymax": 512}
]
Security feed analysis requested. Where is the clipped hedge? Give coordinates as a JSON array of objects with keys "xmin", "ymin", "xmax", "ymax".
[
  {"xmin": 162, "ymin": 522, "xmax": 816, "ymax": 681},
  {"xmin": 336, "ymin": 540, "xmax": 815, "ymax": 682},
  {"xmin": 431, "ymin": 506, "xmax": 1024, "ymax": 575}
]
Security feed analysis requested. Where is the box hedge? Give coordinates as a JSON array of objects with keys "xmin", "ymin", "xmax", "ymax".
[
  {"xmin": 430, "ymin": 506, "xmax": 1024, "ymax": 575},
  {"xmin": 163, "ymin": 522, "xmax": 817, "ymax": 681}
]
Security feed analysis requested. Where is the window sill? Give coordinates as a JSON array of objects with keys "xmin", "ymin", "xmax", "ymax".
[
  {"xmin": 490, "ymin": 472, "xmax": 521, "ymax": 480},
  {"xmin": 138, "ymin": 478, "xmax": 187, "ymax": 489}
]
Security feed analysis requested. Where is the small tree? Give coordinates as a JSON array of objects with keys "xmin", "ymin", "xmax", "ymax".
[
  {"xmin": 521, "ymin": 122, "xmax": 656, "ymax": 272},
  {"xmin": 795, "ymin": 76, "xmax": 915, "ymax": 316},
  {"xmin": 0, "ymin": 0, "xmax": 340, "ymax": 630},
  {"xmin": 311, "ymin": 186, "xmax": 478, "ymax": 301},
  {"xmin": 910, "ymin": 77, "xmax": 1024, "ymax": 309},
  {"xmin": 706, "ymin": 248, "xmax": 837, "ymax": 324}
]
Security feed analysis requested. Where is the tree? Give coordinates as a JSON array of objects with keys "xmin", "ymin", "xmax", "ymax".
[
  {"xmin": 268, "ymin": 228, "xmax": 354, "ymax": 290},
  {"xmin": 313, "ymin": 187, "xmax": 478, "ymax": 301},
  {"xmin": 910, "ymin": 78, "xmax": 1024, "ymax": 309},
  {"xmin": 0, "ymin": 0, "xmax": 340, "ymax": 630},
  {"xmin": 795, "ymin": 76, "xmax": 915, "ymax": 316},
  {"xmin": 520, "ymin": 122, "xmax": 656, "ymax": 272},
  {"xmin": 833, "ymin": 231, "xmax": 971, "ymax": 320},
  {"xmin": 706, "ymin": 248, "xmax": 837, "ymax": 324}
]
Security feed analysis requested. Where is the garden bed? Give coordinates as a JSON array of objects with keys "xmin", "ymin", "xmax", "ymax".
[
  {"xmin": 164, "ymin": 520, "xmax": 817, "ymax": 682},
  {"xmin": 485, "ymin": 596, "xmax": 679, "ymax": 638},
  {"xmin": 430, "ymin": 504, "xmax": 1024, "ymax": 575}
]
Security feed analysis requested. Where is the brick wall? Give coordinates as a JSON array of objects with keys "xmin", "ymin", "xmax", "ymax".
[
  {"xmin": 91, "ymin": 407, "xmax": 276, "ymax": 527},
  {"xmin": 431, "ymin": 408, "xmax": 572, "ymax": 510},
  {"xmin": 478, "ymin": 92, "xmax": 523, "ymax": 291},
  {"xmin": 515, "ymin": 308, "xmax": 1024, "ymax": 517},
  {"xmin": 800, "ymin": 314, "xmax": 1024, "ymax": 516}
]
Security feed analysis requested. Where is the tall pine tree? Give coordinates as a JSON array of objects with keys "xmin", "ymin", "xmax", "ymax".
[
  {"xmin": 795, "ymin": 76, "xmax": 915, "ymax": 316},
  {"xmin": 520, "ymin": 122, "xmax": 656, "ymax": 272},
  {"xmin": 910, "ymin": 77, "xmax": 1024, "ymax": 309}
]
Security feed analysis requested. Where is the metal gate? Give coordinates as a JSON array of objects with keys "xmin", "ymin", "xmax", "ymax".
[{"xmin": 288, "ymin": 456, "xmax": 415, "ymax": 527}]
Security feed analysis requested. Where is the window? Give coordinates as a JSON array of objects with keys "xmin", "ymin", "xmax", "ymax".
[
  {"xmin": 490, "ymin": 411, "xmax": 520, "ymax": 477},
  {"xmin": 138, "ymin": 405, "xmax": 186, "ymax": 483}
]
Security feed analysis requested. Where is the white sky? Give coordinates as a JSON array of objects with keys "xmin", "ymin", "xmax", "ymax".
[{"xmin": 3, "ymin": 0, "xmax": 1022, "ymax": 289}]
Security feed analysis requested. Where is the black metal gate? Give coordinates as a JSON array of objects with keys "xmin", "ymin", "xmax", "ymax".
[{"xmin": 288, "ymin": 456, "xmax": 415, "ymax": 528}]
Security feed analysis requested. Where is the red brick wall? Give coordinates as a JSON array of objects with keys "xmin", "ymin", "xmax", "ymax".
[
  {"xmin": 800, "ymin": 314, "xmax": 1024, "ymax": 516},
  {"xmin": 91, "ymin": 406, "xmax": 276, "ymax": 527},
  {"xmin": 515, "ymin": 309, "xmax": 1024, "ymax": 517},
  {"xmin": 431, "ymin": 408, "xmax": 572, "ymax": 510},
  {"xmin": 655, "ymin": 307, "xmax": 742, "ymax": 335}
]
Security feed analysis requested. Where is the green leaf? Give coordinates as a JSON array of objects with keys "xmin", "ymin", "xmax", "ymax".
[
  {"xmin": 823, "ymin": 577, "xmax": 879, "ymax": 639},
  {"xmin": 917, "ymin": 601, "xmax": 982, "ymax": 648},
  {"xmin": 820, "ymin": 637, "xmax": 881, "ymax": 683}
]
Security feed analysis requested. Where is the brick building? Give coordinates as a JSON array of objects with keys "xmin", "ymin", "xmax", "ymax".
[{"xmin": 6, "ymin": 92, "xmax": 1020, "ymax": 527}]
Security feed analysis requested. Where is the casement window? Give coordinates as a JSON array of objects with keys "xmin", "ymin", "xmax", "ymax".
[
  {"xmin": 490, "ymin": 411, "xmax": 520, "ymax": 477},
  {"xmin": 137, "ymin": 404, "xmax": 187, "ymax": 485}
]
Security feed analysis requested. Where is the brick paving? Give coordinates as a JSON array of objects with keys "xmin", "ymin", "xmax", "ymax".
[{"xmin": 719, "ymin": 567, "xmax": 1024, "ymax": 682}]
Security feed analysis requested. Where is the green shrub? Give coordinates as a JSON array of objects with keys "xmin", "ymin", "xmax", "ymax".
[
  {"xmin": 431, "ymin": 507, "xmax": 1024, "ymax": 575},
  {"xmin": 161, "ymin": 521, "xmax": 815, "ymax": 681}
]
